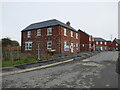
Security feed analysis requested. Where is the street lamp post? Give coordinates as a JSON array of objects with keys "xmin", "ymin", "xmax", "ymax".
[{"xmin": 37, "ymin": 43, "xmax": 40, "ymax": 60}]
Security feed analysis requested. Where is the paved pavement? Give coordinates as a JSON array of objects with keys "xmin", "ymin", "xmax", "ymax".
[{"xmin": 1, "ymin": 51, "xmax": 118, "ymax": 88}]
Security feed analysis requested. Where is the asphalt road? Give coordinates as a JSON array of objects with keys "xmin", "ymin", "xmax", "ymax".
[{"xmin": 2, "ymin": 51, "xmax": 118, "ymax": 88}]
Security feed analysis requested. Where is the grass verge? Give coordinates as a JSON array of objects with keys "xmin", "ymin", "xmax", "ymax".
[{"xmin": 0, "ymin": 59, "xmax": 38, "ymax": 67}]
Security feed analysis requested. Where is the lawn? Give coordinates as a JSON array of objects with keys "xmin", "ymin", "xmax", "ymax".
[{"xmin": 0, "ymin": 59, "xmax": 38, "ymax": 67}]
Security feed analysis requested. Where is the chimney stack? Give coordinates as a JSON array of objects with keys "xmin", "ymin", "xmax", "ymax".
[{"xmin": 66, "ymin": 21, "xmax": 70, "ymax": 26}]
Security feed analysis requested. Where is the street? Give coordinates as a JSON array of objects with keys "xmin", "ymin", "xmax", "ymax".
[{"xmin": 2, "ymin": 51, "xmax": 118, "ymax": 88}]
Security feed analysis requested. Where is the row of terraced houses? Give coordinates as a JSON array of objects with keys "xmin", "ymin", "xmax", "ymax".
[{"xmin": 21, "ymin": 19, "xmax": 120, "ymax": 54}]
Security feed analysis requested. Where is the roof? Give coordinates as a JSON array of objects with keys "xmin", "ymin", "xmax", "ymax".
[
  {"xmin": 22, "ymin": 19, "xmax": 77, "ymax": 32},
  {"xmin": 94, "ymin": 37, "xmax": 107, "ymax": 41},
  {"xmin": 78, "ymin": 29, "xmax": 91, "ymax": 36},
  {"xmin": 115, "ymin": 39, "xmax": 120, "ymax": 44}
]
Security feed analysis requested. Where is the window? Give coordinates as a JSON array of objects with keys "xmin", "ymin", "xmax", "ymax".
[
  {"xmin": 96, "ymin": 42, "xmax": 98, "ymax": 44},
  {"xmin": 25, "ymin": 41, "xmax": 32, "ymax": 50},
  {"xmin": 47, "ymin": 41, "xmax": 52, "ymax": 49},
  {"xmin": 47, "ymin": 27, "xmax": 52, "ymax": 35},
  {"xmin": 89, "ymin": 44, "xmax": 91, "ymax": 48},
  {"xmin": 76, "ymin": 43, "xmax": 78, "ymax": 50},
  {"xmin": 116, "ymin": 44, "xmax": 118, "ymax": 46},
  {"xmin": 37, "ymin": 29, "xmax": 41, "ymax": 36},
  {"xmin": 71, "ymin": 31, "xmax": 73, "ymax": 37},
  {"xmin": 100, "ymin": 42, "xmax": 102, "ymax": 44},
  {"xmin": 27, "ymin": 31, "xmax": 31, "ymax": 38},
  {"xmin": 64, "ymin": 28, "xmax": 67, "ymax": 36},
  {"xmin": 76, "ymin": 33, "xmax": 78, "ymax": 39},
  {"xmin": 64, "ymin": 41, "xmax": 69, "ymax": 51},
  {"xmin": 105, "ymin": 42, "xmax": 107, "ymax": 45},
  {"xmin": 64, "ymin": 41, "xmax": 67, "ymax": 47},
  {"xmin": 83, "ymin": 44, "xmax": 84, "ymax": 47},
  {"xmin": 89, "ymin": 37, "xmax": 91, "ymax": 41}
]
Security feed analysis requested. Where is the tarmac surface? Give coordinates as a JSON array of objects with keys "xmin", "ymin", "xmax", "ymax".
[{"xmin": 1, "ymin": 51, "xmax": 118, "ymax": 88}]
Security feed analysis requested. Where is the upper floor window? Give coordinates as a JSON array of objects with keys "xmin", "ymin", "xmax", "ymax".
[
  {"xmin": 25, "ymin": 41, "xmax": 32, "ymax": 50},
  {"xmin": 76, "ymin": 33, "xmax": 78, "ymax": 39},
  {"xmin": 89, "ymin": 37, "xmax": 91, "ymax": 41},
  {"xmin": 71, "ymin": 31, "xmax": 73, "ymax": 37},
  {"xmin": 37, "ymin": 29, "xmax": 41, "ymax": 36},
  {"xmin": 116, "ymin": 44, "xmax": 118, "ymax": 46},
  {"xmin": 47, "ymin": 40, "xmax": 52, "ymax": 49},
  {"xmin": 47, "ymin": 27, "xmax": 52, "ymax": 36},
  {"xmin": 27, "ymin": 31, "xmax": 31, "ymax": 38},
  {"xmin": 64, "ymin": 28, "xmax": 67, "ymax": 36},
  {"xmin": 100, "ymin": 42, "xmax": 102, "ymax": 44},
  {"xmin": 104, "ymin": 42, "xmax": 107, "ymax": 45},
  {"xmin": 96, "ymin": 42, "xmax": 98, "ymax": 44}
]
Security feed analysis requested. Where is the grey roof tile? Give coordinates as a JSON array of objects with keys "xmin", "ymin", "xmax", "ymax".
[
  {"xmin": 94, "ymin": 37, "xmax": 107, "ymax": 41},
  {"xmin": 22, "ymin": 19, "xmax": 77, "ymax": 32}
]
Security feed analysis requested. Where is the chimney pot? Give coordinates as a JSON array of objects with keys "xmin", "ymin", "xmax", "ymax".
[{"xmin": 66, "ymin": 21, "xmax": 70, "ymax": 26}]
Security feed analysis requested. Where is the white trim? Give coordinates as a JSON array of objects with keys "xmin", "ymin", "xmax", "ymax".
[
  {"xmin": 25, "ymin": 41, "xmax": 32, "ymax": 50},
  {"xmin": 64, "ymin": 28, "xmax": 67, "ymax": 36},
  {"xmin": 47, "ymin": 40, "xmax": 52, "ymax": 49},
  {"xmin": 27, "ymin": 31, "xmax": 31, "ymax": 38},
  {"xmin": 37, "ymin": 29, "xmax": 41, "ymax": 36},
  {"xmin": 47, "ymin": 27, "xmax": 52, "ymax": 36}
]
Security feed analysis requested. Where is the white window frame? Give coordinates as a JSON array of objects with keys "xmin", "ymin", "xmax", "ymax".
[
  {"xmin": 71, "ymin": 31, "xmax": 73, "ymax": 37},
  {"xmin": 47, "ymin": 27, "xmax": 52, "ymax": 36},
  {"xmin": 27, "ymin": 31, "xmax": 31, "ymax": 38},
  {"xmin": 76, "ymin": 43, "xmax": 78, "ymax": 50},
  {"xmin": 89, "ymin": 37, "xmax": 91, "ymax": 41},
  {"xmin": 89, "ymin": 44, "xmax": 91, "ymax": 48},
  {"xmin": 104, "ymin": 42, "xmax": 107, "ymax": 45},
  {"xmin": 116, "ymin": 44, "xmax": 118, "ymax": 46},
  {"xmin": 47, "ymin": 40, "xmax": 52, "ymax": 49},
  {"xmin": 76, "ymin": 33, "xmax": 78, "ymax": 39},
  {"xmin": 37, "ymin": 29, "xmax": 41, "ymax": 36},
  {"xmin": 96, "ymin": 42, "xmax": 98, "ymax": 45},
  {"xmin": 64, "ymin": 28, "xmax": 67, "ymax": 36},
  {"xmin": 64, "ymin": 41, "xmax": 67, "ymax": 47},
  {"xmin": 25, "ymin": 41, "xmax": 32, "ymax": 50},
  {"xmin": 100, "ymin": 41, "xmax": 103, "ymax": 44}
]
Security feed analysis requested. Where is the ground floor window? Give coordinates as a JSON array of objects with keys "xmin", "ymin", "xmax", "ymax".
[
  {"xmin": 47, "ymin": 40, "xmax": 52, "ymax": 49},
  {"xmin": 25, "ymin": 41, "xmax": 32, "ymax": 50},
  {"xmin": 76, "ymin": 43, "xmax": 78, "ymax": 50}
]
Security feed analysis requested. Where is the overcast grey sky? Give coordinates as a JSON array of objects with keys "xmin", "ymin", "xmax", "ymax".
[{"xmin": 2, "ymin": 2, "xmax": 118, "ymax": 45}]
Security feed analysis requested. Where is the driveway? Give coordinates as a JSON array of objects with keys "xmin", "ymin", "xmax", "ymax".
[{"xmin": 2, "ymin": 51, "xmax": 118, "ymax": 88}]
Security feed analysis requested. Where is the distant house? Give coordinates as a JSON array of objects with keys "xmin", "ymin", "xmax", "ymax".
[
  {"xmin": 78, "ymin": 29, "xmax": 95, "ymax": 52},
  {"xmin": 21, "ymin": 19, "xmax": 80, "ymax": 54},
  {"xmin": 94, "ymin": 37, "xmax": 109, "ymax": 51},
  {"xmin": 112, "ymin": 38, "xmax": 120, "ymax": 51}
]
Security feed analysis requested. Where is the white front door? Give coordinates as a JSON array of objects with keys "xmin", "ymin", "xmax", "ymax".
[{"xmin": 71, "ymin": 42, "xmax": 74, "ymax": 53}]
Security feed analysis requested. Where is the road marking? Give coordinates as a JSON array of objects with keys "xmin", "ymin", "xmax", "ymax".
[{"xmin": 0, "ymin": 59, "xmax": 74, "ymax": 77}]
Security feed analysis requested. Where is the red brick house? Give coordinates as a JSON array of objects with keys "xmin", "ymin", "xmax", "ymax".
[
  {"xmin": 111, "ymin": 38, "xmax": 120, "ymax": 51},
  {"xmin": 94, "ymin": 37, "xmax": 109, "ymax": 51},
  {"xmin": 78, "ymin": 30, "xmax": 95, "ymax": 52},
  {"xmin": 21, "ymin": 19, "xmax": 80, "ymax": 54}
]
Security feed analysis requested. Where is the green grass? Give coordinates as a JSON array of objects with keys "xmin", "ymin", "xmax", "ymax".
[{"xmin": 0, "ymin": 59, "xmax": 38, "ymax": 67}]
